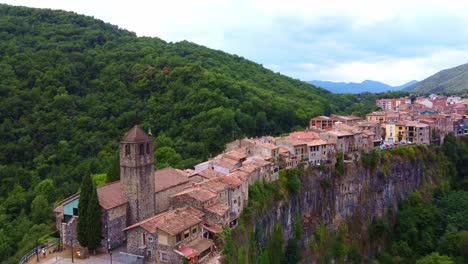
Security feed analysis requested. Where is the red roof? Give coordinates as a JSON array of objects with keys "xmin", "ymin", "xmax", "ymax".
[
  {"xmin": 154, "ymin": 167, "xmax": 189, "ymax": 192},
  {"xmin": 177, "ymin": 245, "xmax": 198, "ymax": 259},
  {"xmin": 124, "ymin": 207, "xmax": 204, "ymax": 235},
  {"xmin": 97, "ymin": 181, "xmax": 127, "ymax": 210},
  {"xmin": 121, "ymin": 125, "xmax": 151, "ymax": 143}
]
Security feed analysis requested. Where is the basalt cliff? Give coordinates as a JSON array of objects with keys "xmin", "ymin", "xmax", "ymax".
[{"xmin": 226, "ymin": 145, "xmax": 453, "ymax": 263}]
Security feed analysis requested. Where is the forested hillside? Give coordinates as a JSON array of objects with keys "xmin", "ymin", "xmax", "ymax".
[
  {"xmin": 0, "ymin": 4, "xmax": 382, "ymax": 262},
  {"xmin": 405, "ymin": 62, "xmax": 468, "ymax": 94}
]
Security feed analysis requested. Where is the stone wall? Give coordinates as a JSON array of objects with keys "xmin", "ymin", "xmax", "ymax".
[
  {"xmin": 155, "ymin": 183, "xmax": 188, "ymax": 214},
  {"xmin": 126, "ymin": 227, "xmax": 158, "ymax": 259},
  {"xmin": 102, "ymin": 206, "xmax": 127, "ymax": 247}
]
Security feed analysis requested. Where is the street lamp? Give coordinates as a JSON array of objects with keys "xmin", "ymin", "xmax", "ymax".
[{"xmin": 107, "ymin": 238, "xmax": 113, "ymax": 264}]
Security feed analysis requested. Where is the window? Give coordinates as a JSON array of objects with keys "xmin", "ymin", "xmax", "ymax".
[
  {"xmin": 146, "ymin": 250, "xmax": 152, "ymax": 258},
  {"xmin": 234, "ymin": 199, "xmax": 237, "ymax": 204},
  {"xmin": 125, "ymin": 144, "xmax": 130, "ymax": 156},
  {"xmin": 184, "ymin": 230, "xmax": 190, "ymax": 239},
  {"xmin": 192, "ymin": 227, "xmax": 197, "ymax": 234},
  {"xmin": 142, "ymin": 233, "xmax": 146, "ymax": 245},
  {"xmin": 160, "ymin": 252, "xmax": 169, "ymax": 262},
  {"xmin": 148, "ymin": 236, "xmax": 153, "ymax": 242},
  {"xmin": 73, "ymin": 208, "xmax": 78, "ymax": 216},
  {"xmin": 176, "ymin": 234, "xmax": 182, "ymax": 243},
  {"xmin": 139, "ymin": 144, "xmax": 144, "ymax": 155},
  {"xmin": 146, "ymin": 143, "xmax": 150, "ymax": 154}
]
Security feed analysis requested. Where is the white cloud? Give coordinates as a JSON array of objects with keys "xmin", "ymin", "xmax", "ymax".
[{"xmin": 286, "ymin": 48, "xmax": 468, "ymax": 85}]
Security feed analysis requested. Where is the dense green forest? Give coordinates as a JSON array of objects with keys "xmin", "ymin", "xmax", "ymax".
[{"xmin": 0, "ymin": 4, "xmax": 387, "ymax": 263}]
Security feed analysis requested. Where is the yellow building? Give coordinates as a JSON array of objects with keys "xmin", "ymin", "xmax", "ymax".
[
  {"xmin": 395, "ymin": 122, "xmax": 408, "ymax": 142},
  {"xmin": 384, "ymin": 123, "xmax": 396, "ymax": 143}
]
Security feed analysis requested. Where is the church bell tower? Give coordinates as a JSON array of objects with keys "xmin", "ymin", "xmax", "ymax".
[{"xmin": 120, "ymin": 125, "xmax": 155, "ymax": 224}]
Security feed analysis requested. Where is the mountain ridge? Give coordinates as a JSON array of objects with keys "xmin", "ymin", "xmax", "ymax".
[
  {"xmin": 308, "ymin": 80, "xmax": 417, "ymax": 94},
  {"xmin": 405, "ymin": 62, "xmax": 468, "ymax": 93}
]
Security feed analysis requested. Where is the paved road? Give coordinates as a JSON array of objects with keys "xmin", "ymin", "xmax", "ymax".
[{"xmin": 41, "ymin": 254, "xmax": 125, "ymax": 264}]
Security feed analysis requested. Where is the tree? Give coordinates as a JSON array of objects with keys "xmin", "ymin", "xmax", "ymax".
[
  {"xmin": 86, "ymin": 185, "xmax": 102, "ymax": 252},
  {"xmin": 30, "ymin": 195, "xmax": 50, "ymax": 223},
  {"xmin": 77, "ymin": 174, "xmax": 92, "ymax": 248}
]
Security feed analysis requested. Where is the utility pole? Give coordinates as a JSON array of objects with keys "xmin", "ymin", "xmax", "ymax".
[{"xmin": 70, "ymin": 238, "xmax": 74, "ymax": 263}]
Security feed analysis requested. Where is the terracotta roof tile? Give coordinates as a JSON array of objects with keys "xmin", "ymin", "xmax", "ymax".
[
  {"xmin": 189, "ymin": 169, "xmax": 225, "ymax": 180},
  {"xmin": 222, "ymin": 150, "xmax": 247, "ymax": 161},
  {"xmin": 217, "ymin": 175, "xmax": 243, "ymax": 188},
  {"xmin": 201, "ymin": 180, "xmax": 228, "ymax": 192},
  {"xmin": 97, "ymin": 181, "xmax": 127, "ymax": 210},
  {"xmin": 204, "ymin": 202, "xmax": 229, "ymax": 216},
  {"xmin": 124, "ymin": 207, "xmax": 204, "ymax": 235},
  {"xmin": 154, "ymin": 167, "xmax": 189, "ymax": 193},
  {"xmin": 307, "ymin": 139, "xmax": 330, "ymax": 146},
  {"xmin": 121, "ymin": 125, "xmax": 151, "ymax": 143},
  {"xmin": 173, "ymin": 188, "xmax": 218, "ymax": 202}
]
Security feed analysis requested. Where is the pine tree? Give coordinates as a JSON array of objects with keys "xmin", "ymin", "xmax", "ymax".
[
  {"xmin": 77, "ymin": 174, "xmax": 92, "ymax": 248},
  {"xmin": 86, "ymin": 184, "xmax": 102, "ymax": 252}
]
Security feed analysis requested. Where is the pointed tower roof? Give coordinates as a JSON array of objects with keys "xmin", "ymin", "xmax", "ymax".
[{"xmin": 121, "ymin": 125, "xmax": 151, "ymax": 143}]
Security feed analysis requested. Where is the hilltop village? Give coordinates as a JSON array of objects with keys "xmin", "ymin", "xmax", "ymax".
[{"xmin": 53, "ymin": 94, "xmax": 468, "ymax": 263}]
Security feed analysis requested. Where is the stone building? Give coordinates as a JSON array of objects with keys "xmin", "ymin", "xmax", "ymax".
[
  {"xmin": 54, "ymin": 125, "xmax": 193, "ymax": 248},
  {"xmin": 120, "ymin": 125, "xmax": 156, "ymax": 224},
  {"xmin": 124, "ymin": 207, "xmax": 213, "ymax": 263},
  {"xmin": 154, "ymin": 167, "xmax": 190, "ymax": 214}
]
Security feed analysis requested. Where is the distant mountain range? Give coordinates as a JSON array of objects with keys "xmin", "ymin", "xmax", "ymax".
[
  {"xmin": 405, "ymin": 63, "xmax": 468, "ymax": 94},
  {"xmin": 308, "ymin": 80, "xmax": 418, "ymax": 94}
]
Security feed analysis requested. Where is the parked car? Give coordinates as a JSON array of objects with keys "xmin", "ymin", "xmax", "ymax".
[{"xmin": 399, "ymin": 141, "xmax": 406, "ymax": 145}]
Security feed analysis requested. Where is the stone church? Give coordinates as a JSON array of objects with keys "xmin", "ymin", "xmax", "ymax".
[
  {"xmin": 54, "ymin": 125, "xmax": 189, "ymax": 249},
  {"xmin": 54, "ymin": 124, "xmax": 266, "ymax": 263}
]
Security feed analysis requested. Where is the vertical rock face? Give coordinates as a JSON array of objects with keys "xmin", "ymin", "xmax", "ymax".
[{"xmin": 251, "ymin": 153, "xmax": 443, "ymax": 248}]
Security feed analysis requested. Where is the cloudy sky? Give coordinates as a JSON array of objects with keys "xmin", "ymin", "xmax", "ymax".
[{"xmin": 3, "ymin": 0, "xmax": 468, "ymax": 85}]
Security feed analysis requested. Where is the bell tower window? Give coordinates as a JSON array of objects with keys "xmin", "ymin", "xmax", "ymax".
[
  {"xmin": 125, "ymin": 144, "xmax": 131, "ymax": 156},
  {"xmin": 139, "ymin": 144, "xmax": 144, "ymax": 155},
  {"xmin": 146, "ymin": 143, "xmax": 150, "ymax": 155}
]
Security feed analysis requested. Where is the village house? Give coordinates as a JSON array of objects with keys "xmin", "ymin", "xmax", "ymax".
[
  {"xmin": 383, "ymin": 123, "xmax": 396, "ymax": 143},
  {"xmin": 194, "ymin": 155, "xmax": 240, "ymax": 175},
  {"xmin": 309, "ymin": 116, "xmax": 334, "ymax": 130},
  {"xmin": 366, "ymin": 111, "xmax": 389, "ymax": 124},
  {"xmin": 376, "ymin": 97, "xmax": 411, "ymax": 111},
  {"xmin": 276, "ymin": 136, "xmax": 309, "ymax": 162},
  {"xmin": 124, "ymin": 207, "xmax": 213, "ymax": 264},
  {"xmin": 307, "ymin": 139, "xmax": 335, "ymax": 166},
  {"xmin": 405, "ymin": 121, "xmax": 431, "ymax": 145},
  {"xmin": 330, "ymin": 114, "xmax": 363, "ymax": 126},
  {"xmin": 277, "ymin": 146, "xmax": 298, "ymax": 169},
  {"xmin": 354, "ymin": 121, "xmax": 382, "ymax": 146},
  {"xmin": 319, "ymin": 129, "xmax": 355, "ymax": 157}
]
